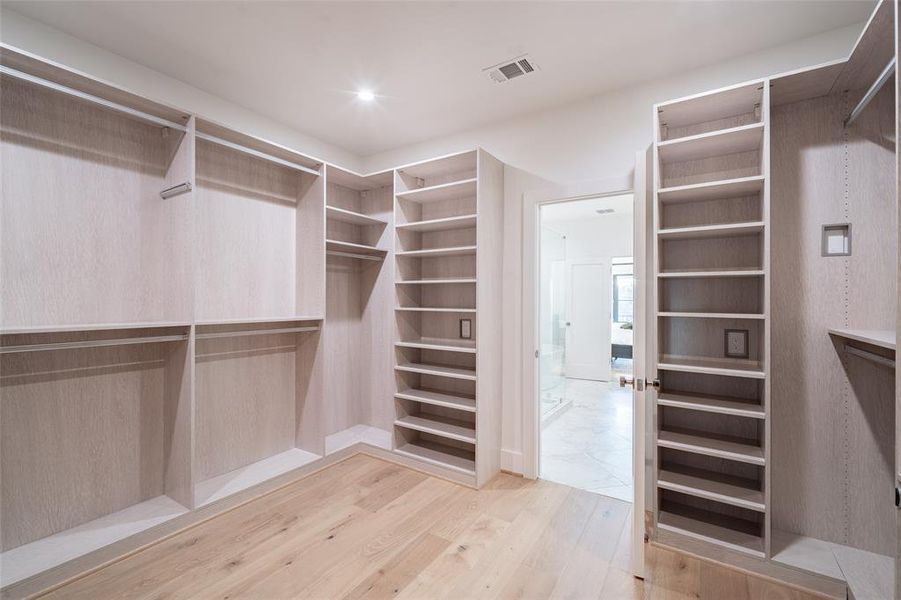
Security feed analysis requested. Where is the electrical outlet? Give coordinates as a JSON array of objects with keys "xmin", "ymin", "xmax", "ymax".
[
  {"xmin": 724, "ymin": 329, "xmax": 749, "ymax": 358},
  {"xmin": 460, "ymin": 319, "xmax": 472, "ymax": 340}
]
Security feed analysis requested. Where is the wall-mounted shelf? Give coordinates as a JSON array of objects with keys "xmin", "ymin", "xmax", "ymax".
[
  {"xmin": 657, "ymin": 391, "xmax": 765, "ymax": 419},
  {"xmin": 326, "ymin": 205, "xmax": 386, "ymax": 227},
  {"xmin": 395, "ymin": 389, "xmax": 476, "ymax": 413},
  {"xmin": 658, "ymin": 468, "xmax": 765, "ymax": 512},
  {"xmin": 395, "ymin": 361, "xmax": 476, "ymax": 381},
  {"xmin": 658, "ymin": 268, "xmax": 765, "ymax": 279},
  {"xmin": 396, "ymin": 246, "xmax": 477, "ymax": 258},
  {"xmin": 395, "ymin": 307, "xmax": 477, "ymax": 314},
  {"xmin": 827, "ymin": 328, "xmax": 896, "ymax": 350},
  {"xmin": 658, "ymin": 430, "xmax": 765, "ymax": 465},
  {"xmin": 657, "ymin": 222, "xmax": 764, "ymax": 240},
  {"xmin": 657, "ymin": 312, "xmax": 765, "ymax": 320},
  {"xmin": 657, "ymin": 175, "xmax": 764, "ymax": 205},
  {"xmin": 395, "ymin": 278, "xmax": 477, "ymax": 285},
  {"xmin": 396, "ymin": 338, "xmax": 477, "ymax": 353},
  {"xmin": 658, "ymin": 355, "xmax": 765, "ymax": 379},
  {"xmin": 394, "ymin": 415, "xmax": 476, "ymax": 444},
  {"xmin": 396, "ymin": 214, "xmax": 477, "ymax": 232},
  {"xmin": 325, "ymin": 239, "xmax": 386, "ymax": 257},
  {"xmin": 657, "ymin": 123, "xmax": 765, "ymax": 163},
  {"xmin": 395, "ymin": 178, "xmax": 477, "ymax": 203}
]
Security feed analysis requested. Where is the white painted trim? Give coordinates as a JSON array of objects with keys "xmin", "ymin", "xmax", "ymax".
[
  {"xmin": 521, "ymin": 175, "xmax": 633, "ymax": 481},
  {"xmin": 500, "ymin": 448, "xmax": 523, "ymax": 473}
]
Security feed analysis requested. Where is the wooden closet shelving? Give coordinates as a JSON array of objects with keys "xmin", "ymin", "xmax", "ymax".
[
  {"xmin": 653, "ymin": 78, "xmax": 770, "ymax": 559},
  {"xmin": 392, "ymin": 149, "xmax": 503, "ymax": 486}
]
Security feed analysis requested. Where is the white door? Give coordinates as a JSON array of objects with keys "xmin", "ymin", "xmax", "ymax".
[{"xmin": 565, "ymin": 261, "xmax": 611, "ymax": 381}]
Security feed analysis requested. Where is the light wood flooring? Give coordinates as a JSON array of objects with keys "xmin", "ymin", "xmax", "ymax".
[{"xmin": 34, "ymin": 454, "xmax": 829, "ymax": 599}]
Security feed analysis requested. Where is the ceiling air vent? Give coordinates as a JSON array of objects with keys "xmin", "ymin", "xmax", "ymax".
[
  {"xmin": 484, "ymin": 55, "xmax": 539, "ymax": 83},
  {"xmin": 595, "ymin": 208, "xmax": 615, "ymax": 215}
]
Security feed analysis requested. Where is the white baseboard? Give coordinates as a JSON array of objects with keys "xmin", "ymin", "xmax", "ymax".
[{"xmin": 500, "ymin": 448, "xmax": 523, "ymax": 474}]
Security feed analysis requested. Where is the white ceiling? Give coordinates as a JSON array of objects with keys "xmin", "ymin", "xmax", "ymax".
[
  {"xmin": 6, "ymin": 1, "xmax": 873, "ymax": 157},
  {"xmin": 542, "ymin": 194, "xmax": 634, "ymax": 224}
]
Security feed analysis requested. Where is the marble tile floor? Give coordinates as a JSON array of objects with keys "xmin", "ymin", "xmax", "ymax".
[{"xmin": 540, "ymin": 370, "xmax": 634, "ymax": 503}]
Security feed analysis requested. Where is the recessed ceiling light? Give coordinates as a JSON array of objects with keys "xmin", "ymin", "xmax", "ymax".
[{"xmin": 357, "ymin": 89, "xmax": 375, "ymax": 102}]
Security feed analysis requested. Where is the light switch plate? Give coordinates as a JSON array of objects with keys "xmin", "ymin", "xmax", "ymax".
[
  {"xmin": 822, "ymin": 223, "xmax": 851, "ymax": 256},
  {"xmin": 460, "ymin": 319, "xmax": 472, "ymax": 339},
  {"xmin": 724, "ymin": 329, "xmax": 749, "ymax": 358}
]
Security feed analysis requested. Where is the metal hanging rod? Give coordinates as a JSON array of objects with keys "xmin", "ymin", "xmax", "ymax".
[
  {"xmin": 844, "ymin": 344, "xmax": 896, "ymax": 369},
  {"xmin": 195, "ymin": 326, "xmax": 319, "ymax": 340},
  {"xmin": 845, "ymin": 57, "xmax": 896, "ymax": 127},
  {"xmin": 326, "ymin": 250, "xmax": 384, "ymax": 261},
  {"xmin": 0, "ymin": 334, "xmax": 188, "ymax": 354},
  {"xmin": 195, "ymin": 132, "xmax": 321, "ymax": 176},
  {"xmin": 0, "ymin": 65, "xmax": 188, "ymax": 132},
  {"xmin": 160, "ymin": 182, "xmax": 193, "ymax": 199}
]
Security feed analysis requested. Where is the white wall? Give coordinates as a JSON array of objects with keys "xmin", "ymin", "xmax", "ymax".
[
  {"xmin": 363, "ymin": 23, "xmax": 862, "ymax": 183},
  {"xmin": 0, "ymin": 9, "xmax": 363, "ymax": 171}
]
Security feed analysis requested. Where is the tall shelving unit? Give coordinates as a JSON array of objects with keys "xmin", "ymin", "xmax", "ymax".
[
  {"xmin": 392, "ymin": 150, "xmax": 504, "ymax": 486},
  {"xmin": 652, "ymin": 81, "xmax": 771, "ymax": 558}
]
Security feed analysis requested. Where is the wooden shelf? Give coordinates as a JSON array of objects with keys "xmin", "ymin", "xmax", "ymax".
[
  {"xmin": 194, "ymin": 316, "xmax": 322, "ymax": 327},
  {"xmin": 0, "ymin": 321, "xmax": 192, "ymax": 335},
  {"xmin": 658, "ymin": 467, "xmax": 765, "ymax": 512},
  {"xmin": 396, "ymin": 214, "xmax": 477, "ymax": 232},
  {"xmin": 325, "ymin": 205, "xmax": 386, "ymax": 227},
  {"xmin": 658, "ymin": 268, "xmax": 764, "ymax": 279},
  {"xmin": 657, "ymin": 390, "xmax": 765, "ymax": 419},
  {"xmin": 657, "ymin": 221, "xmax": 764, "ymax": 240},
  {"xmin": 395, "ymin": 178, "xmax": 477, "ymax": 203},
  {"xmin": 0, "ymin": 495, "xmax": 188, "ymax": 587},
  {"xmin": 658, "ymin": 430, "xmax": 765, "ymax": 465},
  {"xmin": 827, "ymin": 328, "xmax": 896, "ymax": 350},
  {"xmin": 396, "ymin": 307, "xmax": 477, "ymax": 314},
  {"xmin": 657, "ymin": 123, "xmax": 764, "ymax": 163},
  {"xmin": 395, "ymin": 388, "xmax": 476, "ymax": 413},
  {"xmin": 325, "ymin": 239, "xmax": 386, "ymax": 257},
  {"xmin": 658, "ymin": 355, "xmax": 765, "ymax": 379},
  {"xmin": 657, "ymin": 175, "xmax": 765, "ymax": 204},
  {"xmin": 657, "ymin": 312, "xmax": 764, "ymax": 320},
  {"xmin": 657, "ymin": 506, "xmax": 764, "ymax": 558},
  {"xmin": 395, "ymin": 361, "xmax": 476, "ymax": 381},
  {"xmin": 395, "ymin": 441, "xmax": 475, "ymax": 475},
  {"xmin": 396, "ymin": 338, "xmax": 476, "ymax": 353},
  {"xmin": 657, "ymin": 83, "xmax": 763, "ymax": 130},
  {"xmin": 396, "ymin": 246, "xmax": 477, "ymax": 258},
  {"xmin": 395, "ymin": 278, "xmax": 477, "ymax": 285},
  {"xmin": 194, "ymin": 448, "xmax": 320, "ymax": 507},
  {"xmin": 395, "ymin": 414, "xmax": 476, "ymax": 444}
]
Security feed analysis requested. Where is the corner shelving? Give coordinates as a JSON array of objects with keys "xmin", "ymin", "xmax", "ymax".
[
  {"xmin": 653, "ymin": 79, "xmax": 771, "ymax": 559},
  {"xmin": 326, "ymin": 205, "xmax": 387, "ymax": 227}
]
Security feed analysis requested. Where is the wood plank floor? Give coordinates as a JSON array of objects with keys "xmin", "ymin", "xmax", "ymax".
[{"xmin": 37, "ymin": 454, "xmax": 829, "ymax": 599}]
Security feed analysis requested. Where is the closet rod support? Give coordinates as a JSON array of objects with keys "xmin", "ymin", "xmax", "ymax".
[
  {"xmin": 844, "ymin": 57, "xmax": 896, "ymax": 127},
  {"xmin": 195, "ymin": 132, "xmax": 321, "ymax": 176},
  {"xmin": 326, "ymin": 250, "xmax": 384, "ymax": 261},
  {"xmin": 160, "ymin": 182, "xmax": 193, "ymax": 199},
  {"xmin": 0, "ymin": 334, "xmax": 189, "ymax": 354},
  {"xmin": 844, "ymin": 344, "xmax": 896, "ymax": 368},
  {"xmin": 195, "ymin": 326, "xmax": 319, "ymax": 340},
  {"xmin": 0, "ymin": 65, "xmax": 188, "ymax": 132}
]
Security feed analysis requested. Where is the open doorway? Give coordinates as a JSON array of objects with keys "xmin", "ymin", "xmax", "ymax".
[{"xmin": 538, "ymin": 193, "xmax": 634, "ymax": 503}]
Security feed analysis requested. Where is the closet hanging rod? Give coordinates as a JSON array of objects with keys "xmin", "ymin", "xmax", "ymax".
[
  {"xmin": 195, "ymin": 325, "xmax": 319, "ymax": 340},
  {"xmin": 195, "ymin": 132, "xmax": 320, "ymax": 176},
  {"xmin": 0, "ymin": 65, "xmax": 188, "ymax": 132},
  {"xmin": 844, "ymin": 344, "xmax": 896, "ymax": 368},
  {"xmin": 0, "ymin": 334, "xmax": 188, "ymax": 354},
  {"xmin": 326, "ymin": 250, "xmax": 384, "ymax": 261},
  {"xmin": 845, "ymin": 57, "xmax": 896, "ymax": 127}
]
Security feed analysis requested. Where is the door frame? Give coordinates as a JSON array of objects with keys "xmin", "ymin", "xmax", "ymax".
[{"xmin": 522, "ymin": 160, "xmax": 649, "ymax": 578}]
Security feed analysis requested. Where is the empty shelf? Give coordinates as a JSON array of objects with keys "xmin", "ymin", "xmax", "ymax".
[
  {"xmin": 658, "ymin": 355, "xmax": 765, "ymax": 379},
  {"xmin": 657, "ymin": 123, "xmax": 764, "ymax": 163},
  {"xmin": 396, "ymin": 278, "xmax": 477, "ymax": 285},
  {"xmin": 395, "ymin": 415, "xmax": 476, "ymax": 444},
  {"xmin": 827, "ymin": 328, "xmax": 896, "ymax": 350},
  {"xmin": 325, "ymin": 206, "xmax": 386, "ymax": 227},
  {"xmin": 194, "ymin": 448, "xmax": 321, "ymax": 507},
  {"xmin": 395, "ymin": 178, "xmax": 477, "ymax": 203},
  {"xmin": 657, "ymin": 221, "xmax": 764, "ymax": 240},
  {"xmin": 658, "ymin": 468, "xmax": 765, "ymax": 512},
  {"xmin": 396, "ymin": 246, "xmax": 477, "ymax": 258},
  {"xmin": 658, "ymin": 268, "xmax": 764, "ymax": 279},
  {"xmin": 395, "ymin": 441, "xmax": 475, "ymax": 475},
  {"xmin": 657, "ymin": 506, "xmax": 764, "ymax": 558},
  {"xmin": 396, "ymin": 214, "xmax": 477, "ymax": 232},
  {"xmin": 395, "ymin": 361, "xmax": 476, "ymax": 381},
  {"xmin": 396, "ymin": 307, "xmax": 477, "ymax": 314},
  {"xmin": 657, "ymin": 390, "xmax": 764, "ymax": 419},
  {"xmin": 658, "ymin": 430, "xmax": 764, "ymax": 465},
  {"xmin": 395, "ymin": 388, "xmax": 476, "ymax": 413},
  {"xmin": 325, "ymin": 239, "xmax": 386, "ymax": 257},
  {"xmin": 0, "ymin": 321, "xmax": 192, "ymax": 335},
  {"xmin": 657, "ymin": 175, "xmax": 765, "ymax": 204},
  {"xmin": 657, "ymin": 312, "xmax": 764, "ymax": 320},
  {"xmin": 0, "ymin": 495, "xmax": 188, "ymax": 587},
  {"xmin": 396, "ymin": 337, "xmax": 477, "ymax": 353}
]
